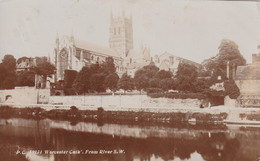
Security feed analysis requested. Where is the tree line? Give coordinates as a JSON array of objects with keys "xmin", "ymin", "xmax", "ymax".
[
  {"xmin": 0, "ymin": 39, "xmax": 245, "ymax": 100},
  {"xmin": 0, "ymin": 55, "xmax": 55, "ymax": 89}
]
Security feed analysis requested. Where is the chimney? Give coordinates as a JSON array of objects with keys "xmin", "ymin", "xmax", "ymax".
[
  {"xmin": 252, "ymin": 54, "xmax": 257, "ymax": 64},
  {"xmin": 226, "ymin": 61, "xmax": 230, "ymax": 79},
  {"xmin": 232, "ymin": 64, "xmax": 236, "ymax": 80}
]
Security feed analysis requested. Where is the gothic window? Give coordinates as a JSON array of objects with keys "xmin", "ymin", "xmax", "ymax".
[
  {"xmin": 91, "ymin": 56, "xmax": 94, "ymax": 60},
  {"xmin": 114, "ymin": 28, "xmax": 116, "ymax": 35},
  {"xmin": 130, "ymin": 58, "xmax": 132, "ymax": 63},
  {"xmin": 97, "ymin": 57, "xmax": 99, "ymax": 62}
]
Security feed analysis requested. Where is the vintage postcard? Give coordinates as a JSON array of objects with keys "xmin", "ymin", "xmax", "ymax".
[{"xmin": 0, "ymin": 0, "xmax": 260, "ymax": 161}]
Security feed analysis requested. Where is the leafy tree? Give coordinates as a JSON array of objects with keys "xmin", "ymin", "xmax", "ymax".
[
  {"xmin": 202, "ymin": 39, "xmax": 246, "ymax": 81},
  {"xmin": 103, "ymin": 73, "xmax": 119, "ymax": 91},
  {"xmin": 90, "ymin": 62, "xmax": 102, "ymax": 74},
  {"xmin": 90, "ymin": 73, "xmax": 106, "ymax": 92},
  {"xmin": 101, "ymin": 57, "xmax": 116, "ymax": 74},
  {"xmin": 175, "ymin": 62, "xmax": 198, "ymax": 92},
  {"xmin": 73, "ymin": 58, "xmax": 117, "ymax": 94},
  {"xmin": 193, "ymin": 79, "xmax": 211, "ymax": 93},
  {"xmin": 117, "ymin": 73, "xmax": 135, "ymax": 93},
  {"xmin": 34, "ymin": 62, "xmax": 55, "ymax": 88},
  {"xmin": 73, "ymin": 67, "xmax": 92, "ymax": 94},
  {"xmin": 149, "ymin": 78, "xmax": 160, "ymax": 88},
  {"xmin": 134, "ymin": 63, "xmax": 159, "ymax": 91},
  {"xmin": 224, "ymin": 80, "xmax": 240, "ymax": 99},
  {"xmin": 34, "ymin": 62, "xmax": 55, "ymax": 76},
  {"xmin": 155, "ymin": 70, "xmax": 173, "ymax": 79},
  {"xmin": 64, "ymin": 70, "xmax": 78, "ymax": 95},
  {"xmin": 64, "ymin": 70, "xmax": 77, "ymax": 89},
  {"xmin": 0, "ymin": 55, "xmax": 16, "ymax": 89},
  {"xmin": 159, "ymin": 78, "xmax": 175, "ymax": 91},
  {"xmin": 16, "ymin": 71, "xmax": 35, "ymax": 87},
  {"xmin": 2, "ymin": 54, "xmax": 16, "ymax": 69}
]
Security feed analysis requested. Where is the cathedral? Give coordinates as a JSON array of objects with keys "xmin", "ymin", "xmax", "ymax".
[
  {"xmin": 54, "ymin": 11, "xmax": 200, "ymax": 81},
  {"xmin": 54, "ymin": 11, "xmax": 152, "ymax": 81}
]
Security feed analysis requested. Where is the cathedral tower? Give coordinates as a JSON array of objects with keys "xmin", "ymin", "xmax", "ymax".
[{"xmin": 109, "ymin": 11, "xmax": 133, "ymax": 58}]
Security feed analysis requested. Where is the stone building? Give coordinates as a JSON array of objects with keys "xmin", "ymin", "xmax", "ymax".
[
  {"xmin": 235, "ymin": 45, "xmax": 260, "ymax": 107},
  {"xmin": 54, "ymin": 11, "xmax": 200, "ymax": 81},
  {"xmin": 16, "ymin": 56, "xmax": 48, "ymax": 72},
  {"xmin": 124, "ymin": 44, "xmax": 151, "ymax": 77},
  {"xmin": 154, "ymin": 52, "xmax": 201, "ymax": 75},
  {"xmin": 54, "ymin": 34, "xmax": 124, "ymax": 81}
]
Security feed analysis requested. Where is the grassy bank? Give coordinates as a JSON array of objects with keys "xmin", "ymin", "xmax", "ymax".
[{"xmin": 0, "ymin": 105, "xmax": 228, "ymax": 125}]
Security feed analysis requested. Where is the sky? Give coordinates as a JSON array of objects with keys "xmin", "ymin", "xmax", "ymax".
[{"xmin": 0, "ymin": 0, "xmax": 260, "ymax": 64}]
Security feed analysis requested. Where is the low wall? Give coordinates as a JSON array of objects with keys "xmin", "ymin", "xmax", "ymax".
[
  {"xmin": 49, "ymin": 95, "xmax": 201, "ymax": 109},
  {"xmin": 224, "ymin": 96, "xmax": 239, "ymax": 107},
  {"xmin": 0, "ymin": 87, "xmax": 50, "ymax": 104}
]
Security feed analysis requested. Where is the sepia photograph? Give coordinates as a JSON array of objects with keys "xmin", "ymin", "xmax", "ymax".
[{"xmin": 1, "ymin": 0, "xmax": 260, "ymax": 160}]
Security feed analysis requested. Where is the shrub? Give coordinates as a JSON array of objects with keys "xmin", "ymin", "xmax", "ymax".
[
  {"xmin": 224, "ymin": 80, "xmax": 240, "ymax": 99},
  {"xmin": 148, "ymin": 92, "xmax": 206, "ymax": 99},
  {"xmin": 146, "ymin": 88, "xmax": 164, "ymax": 94},
  {"xmin": 70, "ymin": 106, "xmax": 78, "ymax": 112}
]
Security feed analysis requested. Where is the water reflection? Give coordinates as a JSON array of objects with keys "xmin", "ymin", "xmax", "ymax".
[{"xmin": 0, "ymin": 118, "xmax": 260, "ymax": 161}]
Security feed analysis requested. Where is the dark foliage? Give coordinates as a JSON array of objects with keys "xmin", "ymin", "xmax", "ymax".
[
  {"xmin": 64, "ymin": 70, "xmax": 77, "ymax": 89},
  {"xmin": 16, "ymin": 70, "xmax": 35, "ymax": 86},
  {"xmin": 224, "ymin": 80, "xmax": 240, "ymax": 99},
  {"xmin": 175, "ymin": 62, "xmax": 198, "ymax": 92},
  {"xmin": 117, "ymin": 73, "xmax": 135, "ymax": 92},
  {"xmin": 0, "ymin": 55, "xmax": 16, "ymax": 89},
  {"xmin": 202, "ymin": 39, "xmax": 246, "ymax": 82}
]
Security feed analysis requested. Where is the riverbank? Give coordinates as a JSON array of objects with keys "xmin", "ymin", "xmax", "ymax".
[{"xmin": 1, "ymin": 104, "xmax": 260, "ymax": 125}]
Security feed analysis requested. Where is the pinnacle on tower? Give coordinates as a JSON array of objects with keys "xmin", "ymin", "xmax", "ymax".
[{"xmin": 110, "ymin": 10, "xmax": 113, "ymax": 21}]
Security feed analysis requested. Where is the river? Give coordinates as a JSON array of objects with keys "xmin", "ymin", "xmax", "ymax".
[{"xmin": 0, "ymin": 118, "xmax": 260, "ymax": 161}]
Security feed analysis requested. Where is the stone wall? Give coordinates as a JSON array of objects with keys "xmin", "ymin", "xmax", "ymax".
[
  {"xmin": 224, "ymin": 96, "xmax": 239, "ymax": 107},
  {"xmin": 49, "ymin": 95, "xmax": 201, "ymax": 109},
  {"xmin": 235, "ymin": 80, "xmax": 260, "ymax": 95},
  {"xmin": 235, "ymin": 80, "xmax": 260, "ymax": 107},
  {"xmin": 0, "ymin": 87, "xmax": 50, "ymax": 104}
]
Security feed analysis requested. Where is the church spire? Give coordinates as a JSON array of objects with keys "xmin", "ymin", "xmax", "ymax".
[
  {"xmin": 110, "ymin": 10, "xmax": 113, "ymax": 21},
  {"xmin": 70, "ymin": 29, "xmax": 74, "ymax": 42},
  {"xmin": 47, "ymin": 53, "xmax": 51, "ymax": 63},
  {"xmin": 122, "ymin": 9, "xmax": 125, "ymax": 18},
  {"xmin": 56, "ymin": 32, "xmax": 59, "ymax": 51}
]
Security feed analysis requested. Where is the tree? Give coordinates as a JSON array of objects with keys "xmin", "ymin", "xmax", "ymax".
[
  {"xmin": 159, "ymin": 78, "xmax": 175, "ymax": 91},
  {"xmin": 34, "ymin": 62, "xmax": 56, "ymax": 76},
  {"xmin": 224, "ymin": 80, "xmax": 240, "ymax": 99},
  {"xmin": 117, "ymin": 73, "xmax": 135, "ymax": 93},
  {"xmin": 149, "ymin": 78, "xmax": 160, "ymax": 88},
  {"xmin": 64, "ymin": 70, "xmax": 78, "ymax": 95},
  {"xmin": 155, "ymin": 70, "xmax": 173, "ymax": 79},
  {"xmin": 134, "ymin": 63, "xmax": 159, "ymax": 91},
  {"xmin": 16, "ymin": 71, "xmax": 35, "ymax": 87},
  {"xmin": 101, "ymin": 57, "xmax": 116, "ymax": 74},
  {"xmin": 0, "ymin": 55, "xmax": 16, "ymax": 89},
  {"xmin": 193, "ymin": 79, "xmax": 211, "ymax": 93},
  {"xmin": 64, "ymin": 70, "xmax": 78, "ymax": 89},
  {"xmin": 103, "ymin": 73, "xmax": 119, "ymax": 91},
  {"xmin": 73, "ymin": 67, "xmax": 92, "ymax": 94},
  {"xmin": 90, "ymin": 73, "xmax": 106, "ymax": 92},
  {"xmin": 34, "ymin": 62, "xmax": 55, "ymax": 88},
  {"xmin": 175, "ymin": 62, "xmax": 198, "ymax": 92},
  {"xmin": 202, "ymin": 39, "xmax": 246, "ymax": 82},
  {"xmin": 2, "ymin": 55, "xmax": 16, "ymax": 69}
]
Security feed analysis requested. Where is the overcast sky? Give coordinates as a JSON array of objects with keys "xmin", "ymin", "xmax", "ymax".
[{"xmin": 1, "ymin": 0, "xmax": 260, "ymax": 63}]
